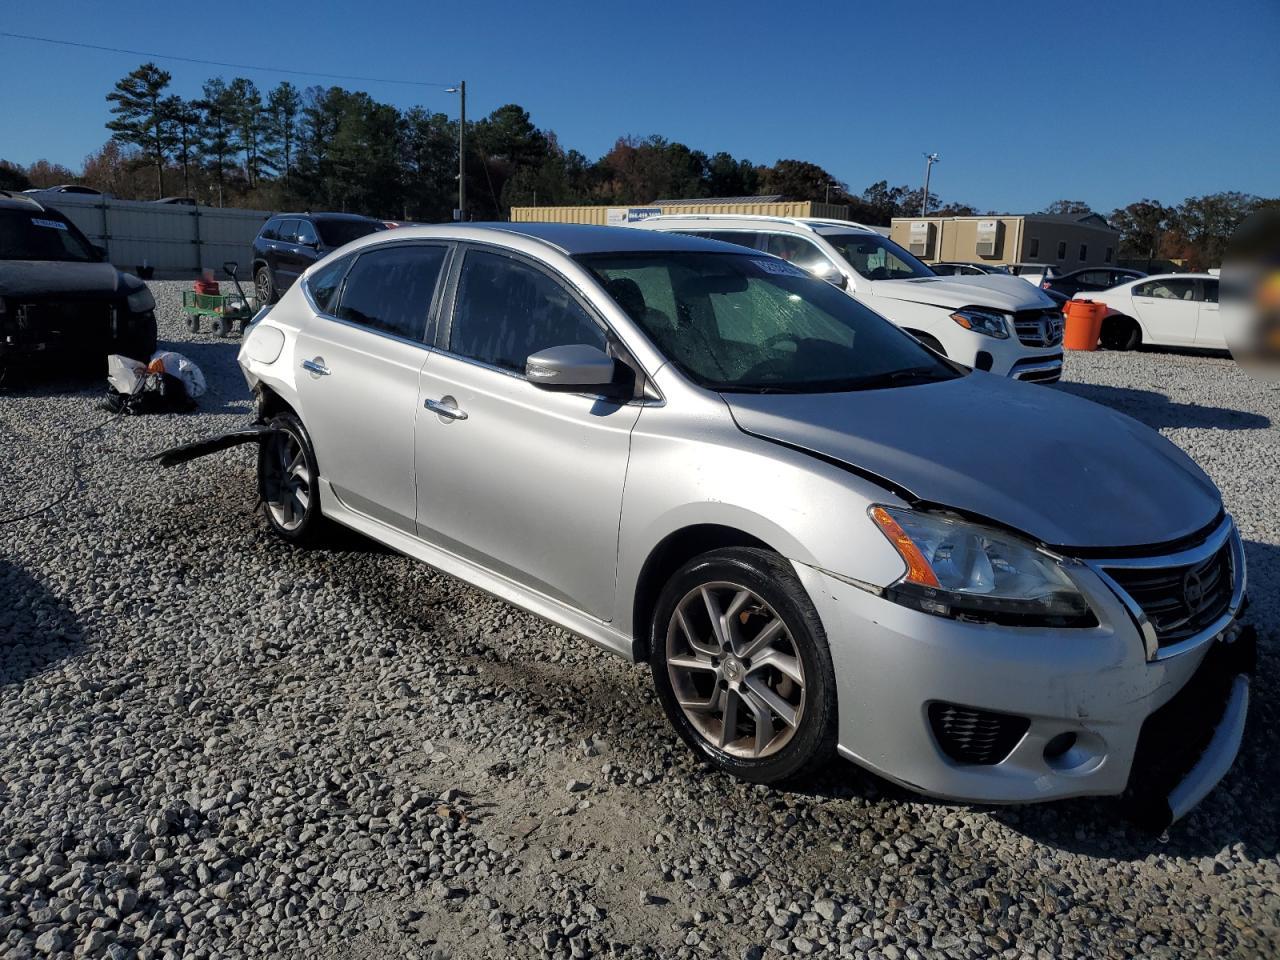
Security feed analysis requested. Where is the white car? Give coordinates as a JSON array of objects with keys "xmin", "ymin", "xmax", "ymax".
[
  {"xmin": 1083, "ymin": 273, "xmax": 1223, "ymax": 351},
  {"xmin": 1008, "ymin": 263, "xmax": 1061, "ymax": 288},
  {"xmin": 635, "ymin": 216, "xmax": 1065, "ymax": 383}
]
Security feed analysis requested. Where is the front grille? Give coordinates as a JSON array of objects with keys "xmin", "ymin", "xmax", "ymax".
[
  {"xmin": 1013, "ymin": 309, "xmax": 1064, "ymax": 347},
  {"xmin": 13, "ymin": 300, "xmax": 117, "ymax": 347},
  {"xmin": 1104, "ymin": 541, "xmax": 1235, "ymax": 649},
  {"xmin": 928, "ymin": 702, "xmax": 1029, "ymax": 765}
]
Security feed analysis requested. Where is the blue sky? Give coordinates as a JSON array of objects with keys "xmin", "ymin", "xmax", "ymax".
[{"xmin": 2, "ymin": 0, "xmax": 1277, "ymax": 213}]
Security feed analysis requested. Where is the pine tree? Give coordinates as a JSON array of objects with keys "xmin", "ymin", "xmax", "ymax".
[
  {"xmin": 197, "ymin": 79, "xmax": 236, "ymax": 205},
  {"xmin": 105, "ymin": 62, "xmax": 172, "ymax": 199},
  {"xmin": 265, "ymin": 82, "xmax": 303, "ymax": 191},
  {"xmin": 161, "ymin": 96, "xmax": 201, "ymax": 197}
]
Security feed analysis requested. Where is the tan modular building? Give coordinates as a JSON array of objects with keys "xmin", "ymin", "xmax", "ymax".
[
  {"xmin": 890, "ymin": 212, "xmax": 1120, "ymax": 269},
  {"xmin": 510, "ymin": 196, "xmax": 853, "ymax": 225}
]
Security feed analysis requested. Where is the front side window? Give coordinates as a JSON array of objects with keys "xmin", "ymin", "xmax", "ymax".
[
  {"xmin": 764, "ymin": 234, "xmax": 840, "ymax": 277},
  {"xmin": 822, "ymin": 233, "xmax": 933, "ymax": 281},
  {"xmin": 1135, "ymin": 278, "xmax": 1197, "ymax": 300},
  {"xmin": 449, "ymin": 250, "xmax": 607, "ymax": 373},
  {"xmin": 0, "ymin": 210, "xmax": 99, "ymax": 262},
  {"xmin": 296, "ymin": 220, "xmax": 319, "ymax": 246},
  {"xmin": 333, "ymin": 245, "xmax": 447, "ymax": 340},
  {"xmin": 305, "ymin": 255, "xmax": 352, "ymax": 313},
  {"xmin": 582, "ymin": 251, "xmax": 957, "ymax": 393}
]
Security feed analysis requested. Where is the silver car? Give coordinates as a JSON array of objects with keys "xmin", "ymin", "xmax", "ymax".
[{"xmin": 206, "ymin": 223, "xmax": 1251, "ymax": 829}]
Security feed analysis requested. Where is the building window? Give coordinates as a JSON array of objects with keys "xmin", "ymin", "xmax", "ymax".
[
  {"xmin": 1105, "ymin": 247, "xmax": 1114, "ymax": 263},
  {"xmin": 1078, "ymin": 244, "xmax": 1088, "ymax": 261},
  {"xmin": 1056, "ymin": 241, "xmax": 1067, "ymax": 260},
  {"xmin": 1028, "ymin": 238, "xmax": 1040, "ymax": 257}
]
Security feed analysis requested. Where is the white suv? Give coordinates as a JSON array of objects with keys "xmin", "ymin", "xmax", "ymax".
[{"xmin": 636, "ymin": 216, "xmax": 1064, "ymax": 382}]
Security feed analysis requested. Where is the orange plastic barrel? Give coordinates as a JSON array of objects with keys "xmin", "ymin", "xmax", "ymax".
[{"xmin": 1063, "ymin": 299, "xmax": 1107, "ymax": 351}]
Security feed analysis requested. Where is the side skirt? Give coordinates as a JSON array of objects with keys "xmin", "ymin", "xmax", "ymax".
[{"xmin": 317, "ymin": 478, "xmax": 636, "ymax": 663}]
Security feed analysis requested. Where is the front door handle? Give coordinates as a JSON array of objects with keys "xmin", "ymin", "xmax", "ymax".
[
  {"xmin": 302, "ymin": 357, "xmax": 330, "ymax": 377},
  {"xmin": 424, "ymin": 396, "xmax": 467, "ymax": 421}
]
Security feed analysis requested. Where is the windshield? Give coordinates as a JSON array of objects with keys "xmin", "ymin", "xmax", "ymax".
[
  {"xmin": 316, "ymin": 219, "xmax": 386, "ymax": 247},
  {"xmin": 0, "ymin": 210, "xmax": 100, "ymax": 262},
  {"xmin": 822, "ymin": 233, "xmax": 934, "ymax": 281},
  {"xmin": 580, "ymin": 251, "xmax": 959, "ymax": 393}
]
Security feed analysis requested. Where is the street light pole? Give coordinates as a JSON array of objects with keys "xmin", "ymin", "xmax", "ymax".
[
  {"xmin": 446, "ymin": 81, "xmax": 466, "ymax": 221},
  {"xmin": 921, "ymin": 152, "xmax": 939, "ymax": 216}
]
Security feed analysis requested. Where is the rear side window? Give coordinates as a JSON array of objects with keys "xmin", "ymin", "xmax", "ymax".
[
  {"xmin": 305, "ymin": 255, "xmax": 352, "ymax": 313},
  {"xmin": 449, "ymin": 250, "xmax": 606, "ymax": 374},
  {"xmin": 260, "ymin": 220, "xmax": 280, "ymax": 241},
  {"xmin": 333, "ymin": 245, "xmax": 448, "ymax": 341}
]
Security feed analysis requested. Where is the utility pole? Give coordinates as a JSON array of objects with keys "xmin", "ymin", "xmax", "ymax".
[
  {"xmin": 921, "ymin": 152, "xmax": 940, "ymax": 216},
  {"xmin": 447, "ymin": 81, "xmax": 466, "ymax": 220}
]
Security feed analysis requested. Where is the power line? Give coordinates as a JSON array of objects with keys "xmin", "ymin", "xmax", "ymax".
[{"xmin": 0, "ymin": 30, "xmax": 457, "ymax": 89}]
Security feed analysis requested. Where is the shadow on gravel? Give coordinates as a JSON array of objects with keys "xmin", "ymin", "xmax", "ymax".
[
  {"xmin": 1053, "ymin": 381, "xmax": 1271, "ymax": 431},
  {"xmin": 0, "ymin": 559, "xmax": 86, "ymax": 686}
]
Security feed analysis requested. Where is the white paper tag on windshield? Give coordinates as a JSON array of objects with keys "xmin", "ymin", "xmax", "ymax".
[
  {"xmin": 752, "ymin": 258, "xmax": 806, "ymax": 277},
  {"xmin": 31, "ymin": 218, "xmax": 69, "ymax": 230}
]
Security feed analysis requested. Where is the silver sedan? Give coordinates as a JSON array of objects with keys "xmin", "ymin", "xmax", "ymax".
[{"xmin": 199, "ymin": 223, "xmax": 1251, "ymax": 830}]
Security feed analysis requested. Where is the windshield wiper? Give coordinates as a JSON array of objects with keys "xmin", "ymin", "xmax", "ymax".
[{"xmin": 843, "ymin": 366, "xmax": 956, "ymax": 390}]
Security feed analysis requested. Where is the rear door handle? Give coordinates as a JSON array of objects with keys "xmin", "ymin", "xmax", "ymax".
[
  {"xmin": 424, "ymin": 396, "xmax": 467, "ymax": 421},
  {"xmin": 302, "ymin": 357, "xmax": 330, "ymax": 376}
]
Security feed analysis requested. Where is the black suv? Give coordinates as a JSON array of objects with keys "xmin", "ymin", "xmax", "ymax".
[
  {"xmin": 1041, "ymin": 267, "xmax": 1147, "ymax": 299},
  {"xmin": 0, "ymin": 191, "xmax": 156, "ymax": 378},
  {"xmin": 252, "ymin": 213, "xmax": 386, "ymax": 303}
]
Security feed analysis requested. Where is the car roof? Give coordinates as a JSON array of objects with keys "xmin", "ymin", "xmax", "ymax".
[
  {"xmin": 273, "ymin": 212, "xmax": 383, "ymax": 222},
  {"xmin": 641, "ymin": 214, "xmax": 881, "ymax": 236},
  {"xmin": 458, "ymin": 222, "xmax": 746, "ymax": 255}
]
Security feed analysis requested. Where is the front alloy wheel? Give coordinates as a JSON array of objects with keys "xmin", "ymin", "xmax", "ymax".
[
  {"xmin": 667, "ymin": 582, "xmax": 805, "ymax": 759},
  {"xmin": 651, "ymin": 547, "xmax": 837, "ymax": 783}
]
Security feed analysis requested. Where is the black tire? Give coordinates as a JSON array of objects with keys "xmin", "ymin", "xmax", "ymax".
[
  {"xmin": 1101, "ymin": 314, "xmax": 1141, "ymax": 351},
  {"xmin": 649, "ymin": 547, "xmax": 838, "ymax": 784},
  {"xmin": 211, "ymin": 316, "xmax": 231, "ymax": 338},
  {"xmin": 257, "ymin": 411, "xmax": 326, "ymax": 545},
  {"xmin": 185, "ymin": 315, "xmax": 200, "ymax": 334},
  {"xmin": 255, "ymin": 265, "xmax": 277, "ymax": 305}
]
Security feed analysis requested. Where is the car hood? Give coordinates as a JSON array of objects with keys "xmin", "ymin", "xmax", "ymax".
[
  {"xmin": 0, "ymin": 260, "xmax": 137, "ymax": 299},
  {"xmin": 723, "ymin": 373, "xmax": 1221, "ymax": 550},
  {"xmin": 869, "ymin": 274, "xmax": 1056, "ymax": 312}
]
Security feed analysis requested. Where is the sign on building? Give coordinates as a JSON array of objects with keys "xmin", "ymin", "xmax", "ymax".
[{"xmin": 606, "ymin": 207, "xmax": 663, "ymax": 226}]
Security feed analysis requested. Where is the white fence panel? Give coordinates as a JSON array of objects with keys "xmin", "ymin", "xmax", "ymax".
[{"xmin": 30, "ymin": 194, "xmax": 271, "ymax": 277}]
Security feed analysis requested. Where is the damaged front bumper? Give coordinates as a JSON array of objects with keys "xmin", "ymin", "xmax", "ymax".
[{"xmin": 150, "ymin": 426, "xmax": 281, "ymax": 467}]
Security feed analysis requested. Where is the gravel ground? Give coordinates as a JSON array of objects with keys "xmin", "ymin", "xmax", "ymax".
[{"xmin": 1, "ymin": 280, "xmax": 1278, "ymax": 960}]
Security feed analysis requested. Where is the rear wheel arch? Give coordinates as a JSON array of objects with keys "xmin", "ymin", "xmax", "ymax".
[{"xmin": 631, "ymin": 524, "xmax": 778, "ymax": 661}]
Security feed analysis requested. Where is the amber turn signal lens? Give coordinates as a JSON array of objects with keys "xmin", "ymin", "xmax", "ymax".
[{"xmin": 871, "ymin": 506, "xmax": 940, "ymax": 587}]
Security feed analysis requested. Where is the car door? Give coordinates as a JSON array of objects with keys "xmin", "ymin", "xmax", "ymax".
[
  {"xmin": 1195, "ymin": 278, "xmax": 1225, "ymax": 347},
  {"xmin": 414, "ymin": 246, "xmax": 642, "ymax": 619},
  {"xmin": 293, "ymin": 219, "xmax": 323, "ymax": 274},
  {"xmin": 1131, "ymin": 277, "xmax": 1199, "ymax": 345},
  {"xmin": 271, "ymin": 219, "xmax": 303, "ymax": 288},
  {"xmin": 293, "ymin": 242, "xmax": 452, "ymax": 533}
]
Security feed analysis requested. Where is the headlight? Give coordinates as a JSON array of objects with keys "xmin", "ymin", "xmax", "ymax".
[
  {"xmin": 950, "ymin": 307, "xmax": 1009, "ymax": 339},
  {"xmin": 870, "ymin": 505, "xmax": 1093, "ymax": 626},
  {"xmin": 126, "ymin": 287, "xmax": 155, "ymax": 314}
]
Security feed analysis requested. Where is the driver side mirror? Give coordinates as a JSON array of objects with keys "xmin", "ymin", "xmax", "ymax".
[
  {"xmin": 812, "ymin": 264, "xmax": 847, "ymax": 289},
  {"xmin": 526, "ymin": 344, "xmax": 629, "ymax": 396}
]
